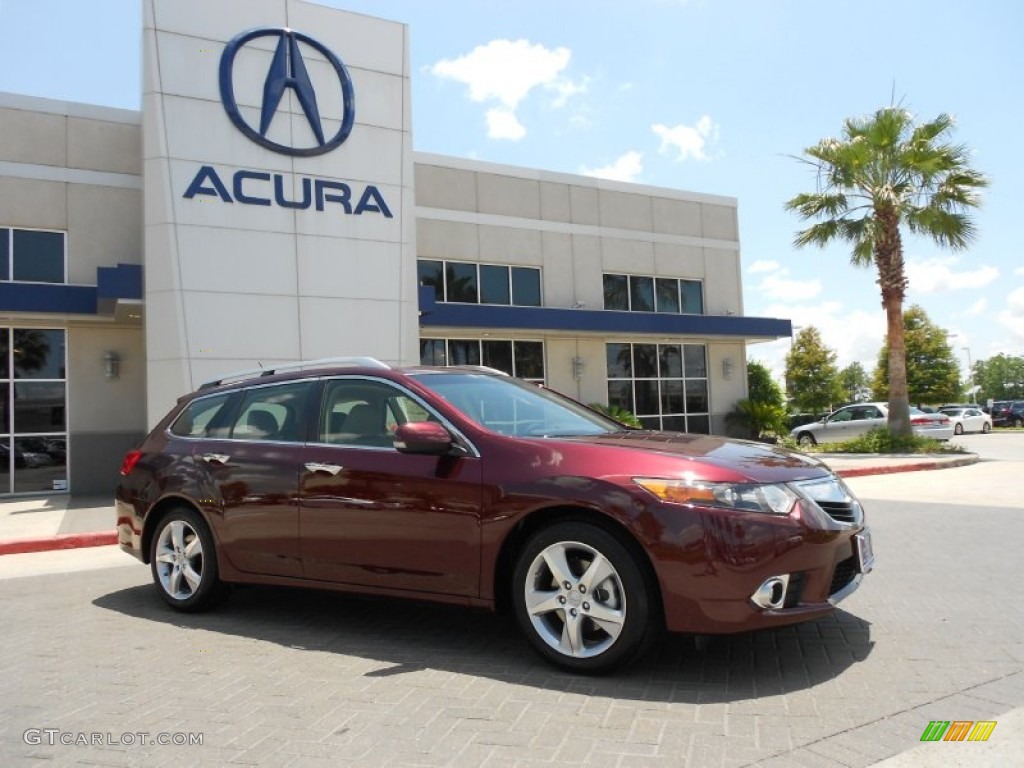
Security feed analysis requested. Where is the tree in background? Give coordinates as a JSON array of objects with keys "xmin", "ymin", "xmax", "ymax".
[
  {"xmin": 786, "ymin": 327, "xmax": 843, "ymax": 414},
  {"xmin": 747, "ymin": 360, "xmax": 785, "ymax": 407},
  {"xmin": 786, "ymin": 106, "xmax": 987, "ymax": 436},
  {"xmin": 972, "ymin": 354, "xmax": 1024, "ymax": 402},
  {"xmin": 839, "ymin": 362, "xmax": 871, "ymax": 403},
  {"xmin": 871, "ymin": 305, "xmax": 960, "ymax": 405},
  {"xmin": 726, "ymin": 361, "xmax": 788, "ymax": 439}
]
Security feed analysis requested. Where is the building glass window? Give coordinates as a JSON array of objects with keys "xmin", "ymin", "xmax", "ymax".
[
  {"xmin": 629, "ymin": 276, "xmax": 655, "ymax": 313},
  {"xmin": 420, "ymin": 338, "xmax": 545, "ymax": 383},
  {"xmin": 605, "ymin": 341, "xmax": 709, "ymax": 434},
  {"xmin": 418, "ymin": 260, "xmax": 542, "ymax": 307},
  {"xmin": 446, "ymin": 262, "xmax": 478, "ymax": 303},
  {"xmin": 681, "ymin": 280, "xmax": 704, "ymax": 314},
  {"xmin": 656, "ymin": 278, "xmax": 680, "ymax": 313},
  {"xmin": 511, "ymin": 267, "xmax": 541, "ymax": 307},
  {"xmin": 480, "ymin": 265, "xmax": 510, "ymax": 304},
  {"xmin": 603, "ymin": 274, "xmax": 629, "ymax": 311},
  {"xmin": 602, "ymin": 273, "xmax": 705, "ymax": 316},
  {"xmin": 1, "ymin": 229, "xmax": 66, "ymax": 284},
  {"xmin": 0, "ymin": 327, "xmax": 68, "ymax": 494},
  {"xmin": 417, "ymin": 260, "xmax": 444, "ymax": 302},
  {"xmin": 0, "ymin": 229, "xmax": 8, "ymax": 280}
]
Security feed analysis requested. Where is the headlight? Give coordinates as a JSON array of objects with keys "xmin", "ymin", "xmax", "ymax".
[{"xmin": 634, "ymin": 477, "xmax": 798, "ymax": 516}]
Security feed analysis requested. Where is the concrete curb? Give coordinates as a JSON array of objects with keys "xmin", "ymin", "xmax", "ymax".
[
  {"xmin": 831, "ymin": 454, "xmax": 980, "ymax": 478},
  {"xmin": 0, "ymin": 531, "xmax": 117, "ymax": 556}
]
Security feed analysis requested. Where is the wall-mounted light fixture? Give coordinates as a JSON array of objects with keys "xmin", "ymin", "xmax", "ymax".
[
  {"xmin": 572, "ymin": 356, "xmax": 585, "ymax": 380},
  {"xmin": 104, "ymin": 351, "xmax": 121, "ymax": 380},
  {"xmin": 722, "ymin": 357, "xmax": 734, "ymax": 380}
]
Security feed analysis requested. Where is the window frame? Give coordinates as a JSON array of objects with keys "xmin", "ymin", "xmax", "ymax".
[{"xmin": 0, "ymin": 227, "xmax": 68, "ymax": 285}]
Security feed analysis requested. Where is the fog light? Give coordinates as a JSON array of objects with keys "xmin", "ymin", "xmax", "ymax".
[{"xmin": 751, "ymin": 574, "xmax": 790, "ymax": 610}]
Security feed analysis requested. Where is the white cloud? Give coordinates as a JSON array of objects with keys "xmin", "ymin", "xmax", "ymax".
[
  {"xmin": 430, "ymin": 39, "xmax": 584, "ymax": 140},
  {"xmin": 485, "ymin": 108, "xmax": 525, "ymax": 140},
  {"xmin": 651, "ymin": 115, "xmax": 719, "ymax": 161},
  {"xmin": 960, "ymin": 298, "xmax": 988, "ymax": 317},
  {"xmin": 1015, "ymin": 266, "xmax": 1024, "ymax": 277},
  {"xmin": 998, "ymin": 287, "xmax": 1024, "ymax": 342},
  {"xmin": 747, "ymin": 259, "xmax": 781, "ymax": 274},
  {"xmin": 580, "ymin": 151, "xmax": 644, "ymax": 183},
  {"xmin": 748, "ymin": 301, "xmax": 887, "ymax": 386},
  {"xmin": 757, "ymin": 275, "xmax": 822, "ymax": 301},
  {"xmin": 905, "ymin": 255, "xmax": 998, "ymax": 294}
]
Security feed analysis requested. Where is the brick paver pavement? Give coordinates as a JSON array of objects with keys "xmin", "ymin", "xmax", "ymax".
[{"xmin": 1, "ymin": 486, "xmax": 1022, "ymax": 767}]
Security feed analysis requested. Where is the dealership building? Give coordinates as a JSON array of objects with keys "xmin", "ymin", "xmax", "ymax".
[{"xmin": 0, "ymin": 0, "xmax": 789, "ymax": 496}]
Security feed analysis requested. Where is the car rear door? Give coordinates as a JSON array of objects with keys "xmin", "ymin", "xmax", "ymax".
[
  {"xmin": 194, "ymin": 380, "xmax": 314, "ymax": 578},
  {"xmin": 298, "ymin": 377, "xmax": 483, "ymax": 597}
]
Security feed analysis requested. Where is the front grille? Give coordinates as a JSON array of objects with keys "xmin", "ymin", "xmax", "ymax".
[
  {"xmin": 829, "ymin": 556, "xmax": 858, "ymax": 596},
  {"xmin": 817, "ymin": 500, "xmax": 858, "ymax": 524}
]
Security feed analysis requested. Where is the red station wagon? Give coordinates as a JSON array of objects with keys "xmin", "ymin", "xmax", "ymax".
[{"xmin": 117, "ymin": 358, "xmax": 873, "ymax": 672}]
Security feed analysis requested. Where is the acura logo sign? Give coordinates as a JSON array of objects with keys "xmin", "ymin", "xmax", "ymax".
[{"xmin": 219, "ymin": 27, "xmax": 356, "ymax": 156}]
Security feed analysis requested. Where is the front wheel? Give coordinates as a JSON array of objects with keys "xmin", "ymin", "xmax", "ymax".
[
  {"xmin": 150, "ymin": 507, "xmax": 223, "ymax": 612},
  {"xmin": 1015, "ymin": 418, "xmax": 1023, "ymax": 429},
  {"xmin": 797, "ymin": 432, "xmax": 817, "ymax": 447},
  {"xmin": 512, "ymin": 522, "xmax": 654, "ymax": 673},
  {"xmin": 982, "ymin": 422, "xmax": 991, "ymax": 434}
]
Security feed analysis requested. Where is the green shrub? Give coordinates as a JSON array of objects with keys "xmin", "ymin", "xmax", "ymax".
[
  {"xmin": 589, "ymin": 402, "xmax": 642, "ymax": 428},
  {"xmin": 797, "ymin": 427, "xmax": 966, "ymax": 454},
  {"xmin": 725, "ymin": 398, "xmax": 789, "ymax": 439}
]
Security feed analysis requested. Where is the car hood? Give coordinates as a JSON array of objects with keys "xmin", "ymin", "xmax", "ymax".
[{"xmin": 552, "ymin": 430, "xmax": 833, "ymax": 484}]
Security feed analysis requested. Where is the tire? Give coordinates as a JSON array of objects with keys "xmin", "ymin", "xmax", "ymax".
[
  {"xmin": 954, "ymin": 423, "xmax": 963, "ymax": 435},
  {"xmin": 983, "ymin": 422, "xmax": 991, "ymax": 434},
  {"xmin": 797, "ymin": 432, "xmax": 817, "ymax": 447},
  {"xmin": 150, "ymin": 507, "xmax": 224, "ymax": 612},
  {"xmin": 1015, "ymin": 418, "xmax": 1023, "ymax": 429},
  {"xmin": 512, "ymin": 522, "xmax": 654, "ymax": 673}
]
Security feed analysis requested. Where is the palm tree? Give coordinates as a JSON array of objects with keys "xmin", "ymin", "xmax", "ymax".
[{"xmin": 785, "ymin": 107, "xmax": 987, "ymax": 436}]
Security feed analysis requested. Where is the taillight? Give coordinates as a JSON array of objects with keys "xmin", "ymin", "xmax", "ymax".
[{"xmin": 120, "ymin": 450, "xmax": 143, "ymax": 476}]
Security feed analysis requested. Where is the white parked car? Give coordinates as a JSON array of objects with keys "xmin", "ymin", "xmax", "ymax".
[
  {"xmin": 938, "ymin": 406, "xmax": 992, "ymax": 435},
  {"xmin": 791, "ymin": 402, "xmax": 954, "ymax": 446}
]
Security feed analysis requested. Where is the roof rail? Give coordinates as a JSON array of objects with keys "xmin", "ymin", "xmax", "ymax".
[{"xmin": 198, "ymin": 357, "xmax": 390, "ymax": 390}]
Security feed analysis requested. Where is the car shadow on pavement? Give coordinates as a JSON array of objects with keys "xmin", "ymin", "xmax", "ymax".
[{"xmin": 94, "ymin": 583, "xmax": 873, "ymax": 702}]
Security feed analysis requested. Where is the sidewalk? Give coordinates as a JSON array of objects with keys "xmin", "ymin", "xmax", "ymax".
[{"xmin": 0, "ymin": 452, "xmax": 980, "ymax": 556}]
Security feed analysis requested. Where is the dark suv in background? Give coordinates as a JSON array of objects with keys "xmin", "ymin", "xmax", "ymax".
[
  {"xmin": 989, "ymin": 400, "xmax": 1024, "ymax": 427},
  {"xmin": 116, "ymin": 357, "xmax": 872, "ymax": 673}
]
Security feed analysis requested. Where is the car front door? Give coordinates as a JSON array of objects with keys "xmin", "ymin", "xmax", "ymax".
[{"xmin": 298, "ymin": 377, "xmax": 483, "ymax": 597}]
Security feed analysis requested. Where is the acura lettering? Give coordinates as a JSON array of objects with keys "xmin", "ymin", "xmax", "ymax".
[{"xmin": 182, "ymin": 165, "xmax": 392, "ymax": 217}]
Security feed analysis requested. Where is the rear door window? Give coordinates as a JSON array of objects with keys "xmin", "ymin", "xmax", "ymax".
[{"xmin": 230, "ymin": 381, "xmax": 314, "ymax": 443}]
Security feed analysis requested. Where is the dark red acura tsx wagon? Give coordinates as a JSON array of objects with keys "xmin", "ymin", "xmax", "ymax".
[{"xmin": 116, "ymin": 358, "xmax": 873, "ymax": 672}]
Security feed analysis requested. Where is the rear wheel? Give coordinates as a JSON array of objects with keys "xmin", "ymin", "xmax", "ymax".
[
  {"xmin": 512, "ymin": 522, "xmax": 653, "ymax": 673},
  {"xmin": 150, "ymin": 507, "xmax": 223, "ymax": 612},
  {"xmin": 954, "ymin": 423, "xmax": 963, "ymax": 435},
  {"xmin": 797, "ymin": 432, "xmax": 817, "ymax": 447}
]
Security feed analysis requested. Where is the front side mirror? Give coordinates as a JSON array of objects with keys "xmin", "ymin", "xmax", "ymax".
[{"xmin": 394, "ymin": 421, "xmax": 455, "ymax": 455}]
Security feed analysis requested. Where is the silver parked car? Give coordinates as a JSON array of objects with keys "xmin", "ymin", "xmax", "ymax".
[
  {"xmin": 938, "ymin": 406, "xmax": 992, "ymax": 435},
  {"xmin": 791, "ymin": 402, "xmax": 954, "ymax": 446}
]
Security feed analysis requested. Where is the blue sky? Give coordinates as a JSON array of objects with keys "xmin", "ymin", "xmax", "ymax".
[{"xmin": 2, "ymin": 0, "xmax": 1022, "ymax": 385}]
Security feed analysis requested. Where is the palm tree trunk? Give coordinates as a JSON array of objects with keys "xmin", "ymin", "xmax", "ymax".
[{"xmin": 875, "ymin": 204, "xmax": 912, "ymax": 437}]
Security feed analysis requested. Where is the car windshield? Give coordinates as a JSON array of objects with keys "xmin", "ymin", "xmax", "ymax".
[{"xmin": 410, "ymin": 372, "xmax": 624, "ymax": 437}]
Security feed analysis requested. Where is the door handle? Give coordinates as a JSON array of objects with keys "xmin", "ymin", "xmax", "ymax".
[
  {"xmin": 305, "ymin": 462, "xmax": 343, "ymax": 475},
  {"xmin": 200, "ymin": 453, "xmax": 230, "ymax": 464}
]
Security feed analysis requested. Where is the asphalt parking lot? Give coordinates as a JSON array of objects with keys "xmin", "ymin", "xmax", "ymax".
[{"xmin": 0, "ymin": 433, "xmax": 1021, "ymax": 767}]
